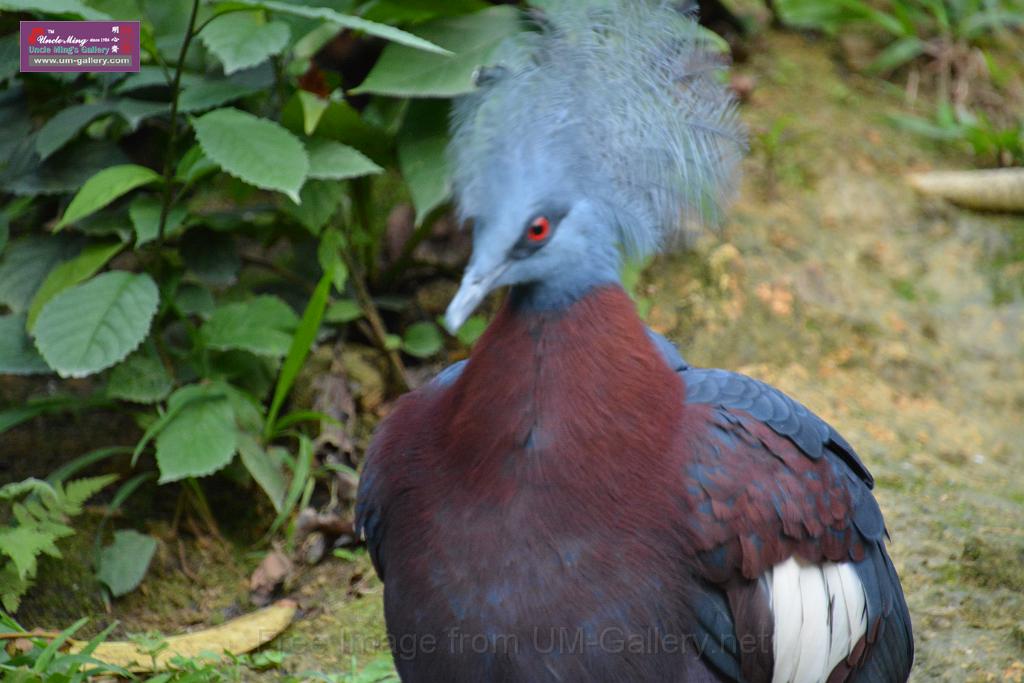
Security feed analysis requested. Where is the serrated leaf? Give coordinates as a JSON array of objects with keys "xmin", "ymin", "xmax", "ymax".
[
  {"xmin": 0, "ymin": 0, "xmax": 109, "ymax": 19},
  {"xmin": 0, "ymin": 314, "xmax": 50, "ymax": 375},
  {"xmin": 129, "ymin": 195, "xmax": 188, "ymax": 246},
  {"xmin": 0, "ymin": 526, "xmax": 59, "ymax": 581},
  {"xmin": 35, "ymin": 103, "xmax": 117, "ymax": 160},
  {"xmin": 178, "ymin": 79, "xmax": 260, "ymax": 113},
  {"xmin": 230, "ymin": 0, "xmax": 449, "ymax": 55},
  {"xmin": 97, "ymin": 530, "xmax": 156, "ymax": 597},
  {"xmin": 297, "ymin": 90, "xmax": 328, "ymax": 136},
  {"xmin": 27, "ymin": 240, "xmax": 123, "ymax": 331},
  {"xmin": 202, "ymin": 295, "xmax": 298, "ymax": 357},
  {"xmin": 106, "ymin": 346, "xmax": 172, "ymax": 403},
  {"xmin": 0, "ymin": 235, "xmax": 81, "ymax": 313},
  {"xmin": 285, "ymin": 179, "xmax": 344, "ymax": 236},
  {"xmin": 237, "ymin": 434, "xmax": 286, "ymax": 512},
  {"xmin": 60, "ymin": 474, "xmax": 117, "ymax": 513},
  {"xmin": 352, "ymin": 6, "xmax": 519, "ymax": 97},
  {"xmin": 33, "ymin": 271, "xmax": 159, "ymax": 378},
  {"xmin": 402, "ymin": 321, "xmax": 443, "ymax": 358},
  {"xmin": 306, "ymin": 139, "xmax": 382, "ymax": 180},
  {"xmin": 192, "ymin": 108, "xmax": 308, "ymax": 202},
  {"xmin": 199, "ymin": 11, "xmax": 290, "ymax": 74},
  {"xmin": 155, "ymin": 386, "xmax": 237, "ymax": 483},
  {"xmin": 56, "ymin": 164, "xmax": 161, "ymax": 230},
  {"xmin": 398, "ymin": 99, "xmax": 451, "ymax": 223}
]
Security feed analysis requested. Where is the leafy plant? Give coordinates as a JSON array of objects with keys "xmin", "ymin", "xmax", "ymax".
[
  {"xmin": 776, "ymin": 0, "xmax": 1024, "ymax": 104},
  {"xmin": 0, "ymin": 475, "xmax": 115, "ymax": 613},
  {"xmin": 0, "ymin": 0, "xmax": 519, "ymax": 600},
  {"xmin": 890, "ymin": 102, "xmax": 1024, "ymax": 164},
  {"xmin": 0, "ymin": 612, "xmax": 130, "ymax": 682}
]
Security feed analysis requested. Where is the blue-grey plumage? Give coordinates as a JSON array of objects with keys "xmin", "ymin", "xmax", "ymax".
[{"xmin": 444, "ymin": 0, "xmax": 746, "ymax": 331}]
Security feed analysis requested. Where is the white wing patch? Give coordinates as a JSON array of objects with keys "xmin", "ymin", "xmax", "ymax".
[{"xmin": 766, "ymin": 557, "xmax": 868, "ymax": 683}]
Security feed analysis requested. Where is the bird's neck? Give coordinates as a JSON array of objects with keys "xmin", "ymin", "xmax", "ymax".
[
  {"xmin": 439, "ymin": 285, "xmax": 684, "ymax": 485},
  {"xmin": 509, "ymin": 247, "xmax": 621, "ymax": 312}
]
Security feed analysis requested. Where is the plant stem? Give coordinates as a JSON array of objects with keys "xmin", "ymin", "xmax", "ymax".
[
  {"xmin": 155, "ymin": 0, "xmax": 201, "ymax": 257},
  {"xmin": 338, "ymin": 243, "xmax": 410, "ymax": 392}
]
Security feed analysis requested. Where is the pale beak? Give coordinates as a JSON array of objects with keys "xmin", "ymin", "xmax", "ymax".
[{"xmin": 444, "ymin": 263, "xmax": 507, "ymax": 333}]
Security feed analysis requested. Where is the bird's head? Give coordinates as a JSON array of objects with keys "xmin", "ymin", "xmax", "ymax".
[{"xmin": 443, "ymin": 1, "xmax": 746, "ymax": 333}]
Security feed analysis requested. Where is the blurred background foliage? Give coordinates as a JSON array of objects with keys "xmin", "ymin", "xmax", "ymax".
[{"xmin": 0, "ymin": 0, "xmax": 1021, "ymax": 679}]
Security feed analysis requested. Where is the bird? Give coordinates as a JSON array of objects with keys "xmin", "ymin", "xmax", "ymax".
[{"xmin": 356, "ymin": 2, "xmax": 914, "ymax": 681}]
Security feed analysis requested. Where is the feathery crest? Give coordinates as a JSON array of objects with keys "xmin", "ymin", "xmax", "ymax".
[{"xmin": 450, "ymin": 0, "xmax": 746, "ymax": 258}]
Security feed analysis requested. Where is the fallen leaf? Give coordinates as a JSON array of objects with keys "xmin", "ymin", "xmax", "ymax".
[{"xmin": 69, "ymin": 600, "xmax": 297, "ymax": 672}]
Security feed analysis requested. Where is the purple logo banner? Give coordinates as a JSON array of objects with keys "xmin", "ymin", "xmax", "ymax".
[{"xmin": 20, "ymin": 20, "xmax": 141, "ymax": 73}]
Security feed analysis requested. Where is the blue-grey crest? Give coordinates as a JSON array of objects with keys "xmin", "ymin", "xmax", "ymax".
[{"xmin": 444, "ymin": 0, "xmax": 747, "ymax": 332}]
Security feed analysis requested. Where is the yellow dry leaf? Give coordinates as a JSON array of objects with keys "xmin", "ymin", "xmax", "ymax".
[{"xmin": 68, "ymin": 600, "xmax": 296, "ymax": 673}]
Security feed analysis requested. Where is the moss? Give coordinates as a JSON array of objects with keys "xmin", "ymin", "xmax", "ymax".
[{"xmin": 961, "ymin": 537, "xmax": 1024, "ymax": 592}]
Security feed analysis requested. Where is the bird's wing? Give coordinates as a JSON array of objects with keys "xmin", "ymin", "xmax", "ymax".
[{"xmin": 678, "ymin": 366, "xmax": 913, "ymax": 682}]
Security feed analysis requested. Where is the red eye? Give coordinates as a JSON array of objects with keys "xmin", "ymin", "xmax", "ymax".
[{"xmin": 527, "ymin": 216, "xmax": 550, "ymax": 242}]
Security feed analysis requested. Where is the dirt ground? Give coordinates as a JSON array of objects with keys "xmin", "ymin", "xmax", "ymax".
[{"xmin": 10, "ymin": 29, "xmax": 1024, "ymax": 682}]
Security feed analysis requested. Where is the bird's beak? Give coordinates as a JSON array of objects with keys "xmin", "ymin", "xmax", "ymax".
[{"xmin": 444, "ymin": 263, "xmax": 507, "ymax": 333}]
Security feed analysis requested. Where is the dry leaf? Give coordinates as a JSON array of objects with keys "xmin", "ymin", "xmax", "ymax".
[{"xmin": 69, "ymin": 600, "xmax": 297, "ymax": 672}]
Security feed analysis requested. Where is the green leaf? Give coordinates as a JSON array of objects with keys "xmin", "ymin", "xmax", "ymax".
[
  {"xmin": 129, "ymin": 195, "xmax": 188, "ymax": 246},
  {"xmin": 869, "ymin": 36, "xmax": 926, "ymax": 73},
  {"xmin": 0, "ymin": 34, "xmax": 19, "ymax": 85},
  {"xmin": 265, "ymin": 274, "xmax": 331, "ymax": 438},
  {"xmin": 174, "ymin": 145, "xmax": 220, "ymax": 187},
  {"xmin": 398, "ymin": 99, "xmax": 451, "ymax": 224},
  {"xmin": 352, "ymin": 6, "xmax": 519, "ymax": 97},
  {"xmin": 266, "ymin": 433, "xmax": 313, "ymax": 537},
  {"xmin": 192, "ymin": 108, "xmax": 308, "ymax": 202},
  {"xmin": 297, "ymin": 90, "xmax": 329, "ymax": 136},
  {"xmin": 231, "ymin": 0, "xmax": 450, "ymax": 55},
  {"xmin": 455, "ymin": 314, "xmax": 487, "ymax": 347},
  {"xmin": 155, "ymin": 384, "xmax": 236, "ymax": 483},
  {"xmin": 114, "ymin": 99, "xmax": 169, "ymax": 130},
  {"xmin": 106, "ymin": 346, "xmax": 172, "ymax": 403},
  {"xmin": 55, "ymin": 164, "xmax": 161, "ymax": 230},
  {"xmin": 402, "ymin": 321, "xmax": 443, "ymax": 358},
  {"xmin": 202, "ymin": 295, "xmax": 299, "ymax": 357},
  {"xmin": 317, "ymin": 227, "xmax": 347, "ymax": 290},
  {"xmin": 0, "ymin": 0, "xmax": 109, "ymax": 19},
  {"xmin": 0, "ymin": 314, "xmax": 50, "ymax": 375},
  {"xmin": 174, "ymin": 283, "xmax": 215, "ymax": 317},
  {"xmin": 307, "ymin": 139, "xmax": 383, "ymax": 180},
  {"xmin": 237, "ymin": 434, "xmax": 287, "ymax": 512},
  {"xmin": 35, "ymin": 103, "xmax": 116, "ymax": 160},
  {"xmin": 285, "ymin": 179, "xmax": 345, "ymax": 236},
  {"xmin": 96, "ymin": 530, "xmax": 156, "ymax": 597},
  {"xmin": 360, "ymin": 0, "xmax": 488, "ymax": 24},
  {"xmin": 0, "ymin": 212, "xmax": 8, "ymax": 256},
  {"xmin": 179, "ymin": 79, "xmax": 260, "ymax": 113},
  {"xmin": 0, "ymin": 526, "xmax": 59, "ymax": 581},
  {"xmin": 324, "ymin": 299, "xmax": 362, "ymax": 324},
  {"xmin": 33, "ymin": 271, "xmax": 160, "ymax": 378},
  {"xmin": 199, "ymin": 11, "xmax": 291, "ymax": 74},
  {"xmin": 26, "ymin": 240, "xmax": 123, "ymax": 331},
  {"xmin": 0, "ymin": 236, "xmax": 81, "ymax": 313}
]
